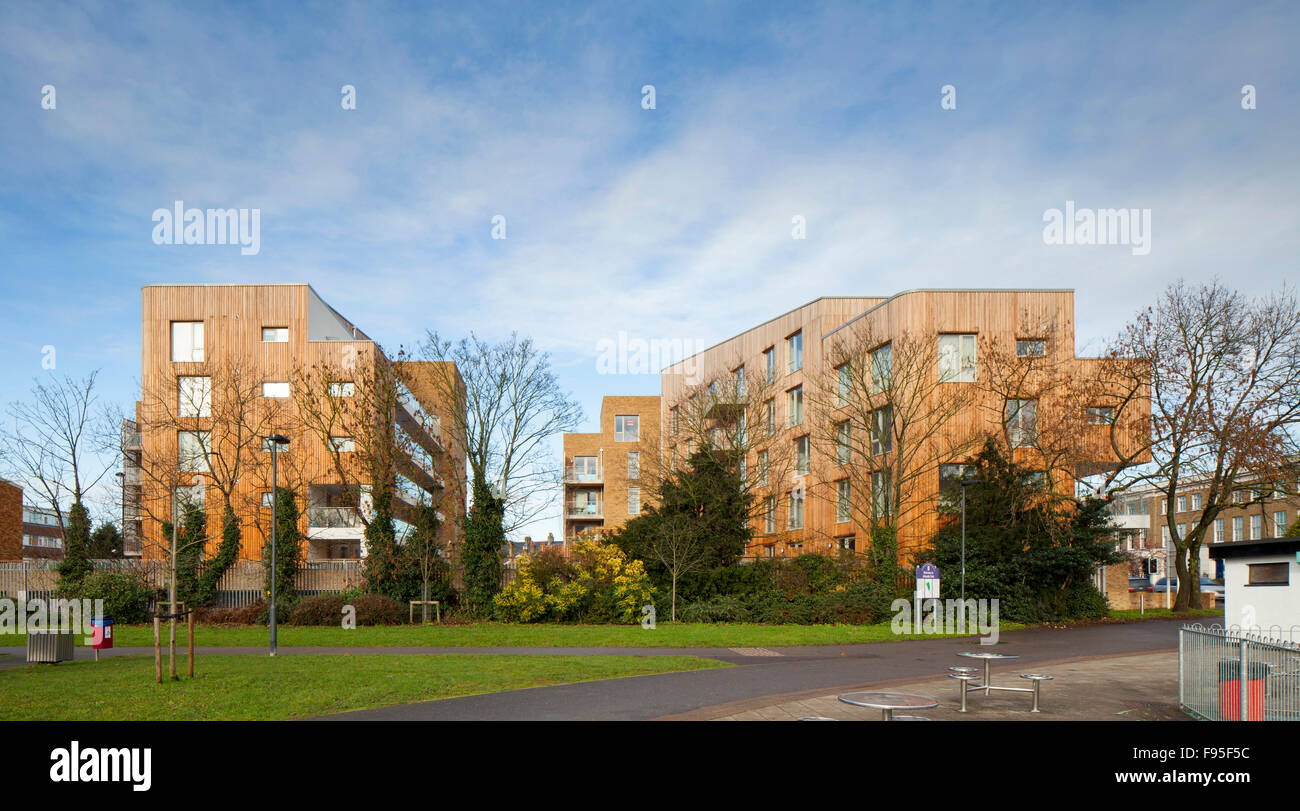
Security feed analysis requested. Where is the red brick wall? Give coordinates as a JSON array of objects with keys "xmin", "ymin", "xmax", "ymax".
[{"xmin": 0, "ymin": 481, "xmax": 21, "ymax": 561}]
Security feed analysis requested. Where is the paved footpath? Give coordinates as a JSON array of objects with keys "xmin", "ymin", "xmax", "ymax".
[
  {"xmin": 326, "ymin": 619, "xmax": 1186, "ymax": 720},
  {"xmin": 1, "ymin": 619, "xmax": 1188, "ymax": 719}
]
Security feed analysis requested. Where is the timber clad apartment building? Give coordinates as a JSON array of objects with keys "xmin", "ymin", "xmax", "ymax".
[
  {"xmin": 568, "ymin": 289, "xmax": 1150, "ymax": 561},
  {"xmin": 126, "ymin": 284, "xmax": 466, "ymax": 563},
  {"xmin": 562, "ymin": 396, "xmax": 660, "ymax": 540}
]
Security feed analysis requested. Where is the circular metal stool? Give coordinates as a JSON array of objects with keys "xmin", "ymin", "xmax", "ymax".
[
  {"xmin": 1019, "ymin": 673, "xmax": 1054, "ymax": 713},
  {"xmin": 949, "ymin": 672, "xmax": 979, "ymax": 713}
]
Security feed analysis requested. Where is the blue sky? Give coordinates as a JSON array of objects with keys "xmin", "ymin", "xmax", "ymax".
[{"xmin": 1, "ymin": 1, "xmax": 1297, "ymax": 541}]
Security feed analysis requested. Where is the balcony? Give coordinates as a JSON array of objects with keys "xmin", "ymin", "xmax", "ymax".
[
  {"xmin": 122, "ymin": 467, "xmax": 143, "ymax": 486},
  {"xmin": 308, "ymin": 506, "xmax": 363, "ymax": 529},
  {"xmin": 123, "ymin": 431, "xmax": 142, "ymax": 451},
  {"xmin": 566, "ymin": 502, "xmax": 603, "ymax": 519},
  {"xmin": 564, "ymin": 465, "xmax": 603, "ymax": 484},
  {"xmin": 398, "ymin": 398, "xmax": 444, "ymax": 452}
]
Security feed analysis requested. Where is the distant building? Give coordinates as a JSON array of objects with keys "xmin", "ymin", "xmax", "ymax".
[
  {"xmin": 0, "ymin": 480, "xmax": 67, "ymax": 561},
  {"xmin": 561, "ymin": 395, "xmax": 661, "ymax": 542}
]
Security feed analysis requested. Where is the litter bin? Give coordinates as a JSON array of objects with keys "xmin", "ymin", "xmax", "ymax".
[
  {"xmin": 26, "ymin": 628, "xmax": 76, "ymax": 663},
  {"xmin": 1218, "ymin": 660, "xmax": 1269, "ymax": 721},
  {"xmin": 92, "ymin": 617, "xmax": 114, "ymax": 650}
]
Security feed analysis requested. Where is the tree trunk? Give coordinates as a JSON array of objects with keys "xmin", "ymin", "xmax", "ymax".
[
  {"xmin": 671, "ymin": 571, "xmax": 678, "ymax": 623},
  {"xmin": 169, "ymin": 522, "xmax": 178, "ymax": 680},
  {"xmin": 1173, "ymin": 543, "xmax": 1191, "ymax": 612},
  {"xmin": 422, "ymin": 578, "xmax": 430, "ymax": 624}
]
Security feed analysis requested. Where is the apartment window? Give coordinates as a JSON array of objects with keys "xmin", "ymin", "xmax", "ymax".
[
  {"xmin": 262, "ymin": 436, "xmax": 292, "ymax": 453},
  {"xmin": 178, "ymin": 376, "xmax": 211, "ymax": 418},
  {"xmin": 171, "ymin": 321, "xmax": 204, "ymax": 362},
  {"xmin": 261, "ymin": 327, "xmax": 289, "ymax": 343},
  {"xmin": 870, "ymin": 407, "xmax": 892, "ymax": 456},
  {"xmin": 627, "ymin": 452, "xmax": 640, "ymax": 479},
  {"xmin": 1161, "ymin": 500, "xmax": 1167, "ymax": 515},
  {"xmin": 262, "ymin": 381, "xmax": 291, "ymax": 398},
  {"xmin": 835, "ymin": 421, "xmax": 851, "ymax": 465},
  {"xmin": 571, "ymin": 456, "xmax": 599, "ymax": 481},
  {"xmin": 1274, "ymin": 510, "xmax": 1288, "ymax": 538},
  {"xmin": 836, "ymin": 479, "xmax": 851, "ymax": 523},
  {"xmin": 330, "ymin": 436, "xmax": 355, "ymax": 453},
  {"xmin": 764, "ymin": 545, "xmax": 776, "ymax": 558},
  {"xmin": 738, "ymin": 454, "xmax": 747, "ymax": 480},
  {"xmin": 614, "ymin": 415, "xmax": 639, "ymax": 442},
  {"xmin": 787, "ymin": 490, "xmax": 804, "ymax": 529},
  {"xmin": 329, "ymin": 382, "xmax": 355, "ymax": 397},
  {"xmin": 628, "ymin": 487, "xmax": 641, "ymax": 515},
  {"xmin": 836, "ymin": 363, "xmax": 851, "ymax": 406},
  {"xmin": 1161, "ymin": 526, "xmax": 1170, "ymax": 544},
  {"xmin": 765, "ymin": 496, "xmax": 776, "ymax": 534},
  {"xmin": 1191, "ymin": 494, "xmax": 1202, "ymax": 511},
  {"xmin": 1177, "ymin": 495, "xmax": 1187, "ymax": 513},
  {"xmin": 787, "ymin": 331, "xmax": 802, "ymax": 373},
  {"xmin": 764, "ymin": 347, "xmax": 776, "ymax": 382},
  {"xmin": 1247, "ymin": 563, "xmax": 1290, "ymax": 586},
  {"xmin": 1250, "ymin": 514, "xmax": 1262, "ymax": 540},
  {"xmin": 1233, "ymin": 516, "xmax": 1244, "ymax": 541},
  {"xmin": 262, "ymin": 491, "xmax": 275, "ymax": 508},
  {"xmin": 1016, "ymin": 339, "xmax": 1046, "ymax": 358},
  {"xmin": 758, "ymin": 450, "xmax": 770, "ymax": 486},
  {"xmin": 734, "ymin": 366, "xmax": 746, "ymax": 397},
  {"xmin": 1087, "ymin": 406, "xmax": 1115, "ymax": 425},
  {"xmin": 1214, "ymin": 518, "xmax": 1224, "ymax": 544},
  {"xmin": 787, "ymin": 386, "xmax": 803, "ymax": 427},
  {"xmin": 871, "ymin": 470, "xmax": 890, "ymax": 518},
  {"xmin": 1005, "ymin": 399, "xmax": 1037, "ymax": 449},
  {"xmin": 1177, "ymin": 523, "xmax": 1186, "ymax": 541},
  {"xmin": 670, "ymin": 407, "xmax": 679, "ymax": 434},
  {"xmin": 836, "ymin": 535, "xmax": 856, "ymax": 551},
  {"xmin": 795, "ymin": 435, "xmax": 810, "ymax": 476},
  {"xmin": 173, "ymin": 484, "xmax": 204, "ymax": 515},
  {"xmin": 871, "ymin": 344, "xmax": 892, "ymax": 393},
  {"xmin": 939, "ymin": 464, "xmax": 976, "ymax": 497},
  {"xmin": 937, "ymin": 334, "xmax": 977, "ymax": 382},
  {"xmin": 764, "ymin": 399, "xmax": 775, "ymax": 435},
  {"xmin": 178, "ymin": 431, "xmax": 210, "ymax": 473}
]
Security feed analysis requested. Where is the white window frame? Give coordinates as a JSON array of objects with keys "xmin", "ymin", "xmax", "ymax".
[
  {"xmin": 836, "ymin": 479, "xmax": 850, "ymax": 523},
  {"xmin": 627, "ymin": 486, "xmax": 641, "ymax": 515},
  {"xmin": 937, "ymin": 333, "xmax": 977, "ymax": 383},
  {"xmin": 178, "ymin": 376, "xmax": 211, "ymax": 418},
  {"xmin": 614, "ymin": 415, "xmax": 640, "ymax": 442},
  {"xmin": 178, "ymin": 430, "xmax": 211, "ymax": 473},
  {"xmin": 787, "ymin": 386, "xmax": 803, "ymax": 427},
  {"xmin": 262, "ymin": 381, "xmax": 291, "ymax": 398},
  {"xmin": 787, "ymin": 331, "xmax": 802, "ymax": 373},
  {"xmin": 627, "ymin": 452, "xmax": 640, "ymax": 479},
  {"xmin": 329, "ymin": 381, "xmax": 356, "ymax": 397},
  {"xmin": 171, "ymin": 321, "xmax": 204, "ymax": 362},
  {"xmin": 261, "ymin": 327, "xmax": 289, "ymax": 343}
]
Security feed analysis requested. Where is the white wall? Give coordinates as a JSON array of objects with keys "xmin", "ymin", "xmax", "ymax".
[{"xmin": 1222, "ymin": 554, "xmax": 1300, "ymax": 642}]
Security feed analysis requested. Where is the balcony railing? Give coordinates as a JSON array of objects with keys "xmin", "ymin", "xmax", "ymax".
[
  {"xmin": 123, "ymin": 431, "xmax": 142, "ymax": 451},
  {"xmin": 564, "ymin": 465, "xmax": 602, "ymax": 484},
  {"xmin": 566, "ymin": 502, "xmax": 603, "ymax": 519},
  {"xmin": 308, "ymin": 506, "xmax": 363, "ymax": 528}
]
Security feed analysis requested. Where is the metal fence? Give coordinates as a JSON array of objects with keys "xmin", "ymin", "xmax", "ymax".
[
  {"xmin": 0, "ymin": 559, "xmax": 365, "ymax": 609},
  {"xmin": 1179, "ymin": 624, "xmax": 1300, "ymax": 721}
]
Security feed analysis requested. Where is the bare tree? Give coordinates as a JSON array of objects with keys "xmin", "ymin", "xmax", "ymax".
[
  {"xmin": 809, "ymin": 325, "xmax": 979, "ymax": 569},
  {"xmin": 1109, "ymin": 280, "xmax": 1300, "ymax": 610},
  {"xmin": 1, "ymin": 371, "xmax": 118, "ymax": 534},
  {"xmin": 420, "ymin": 332, "xmax": 582, "ymax": 533},
  {"xmin": 651, "ymin": 357, "xmax": 796, "ymax": 551},
  {"xmin": 641, "ymin": 513, "xmax": 708, "ymax": 622}
]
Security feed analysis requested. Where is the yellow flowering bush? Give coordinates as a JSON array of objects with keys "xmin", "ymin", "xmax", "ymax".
[{"xmin": 494, "ymin": 539, "xmax": 655, "ymax": 623}]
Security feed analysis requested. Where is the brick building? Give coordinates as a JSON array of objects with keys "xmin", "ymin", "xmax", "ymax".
[{"xmin": 561, "ymin": 395, "xmax": 661, "ymax": 541}]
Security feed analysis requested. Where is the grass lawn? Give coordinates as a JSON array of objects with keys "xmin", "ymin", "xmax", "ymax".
[
  {"xmin": 1105, "ymin": 607, "xmax": 1223, "ymax": 622},
  {"xmin": 0, "ymin": 621, "xmax": 1030, "ymax": 649},
  {"xmin": 0, "ymin": 653, "xmax": 727, "ymax": 720}
]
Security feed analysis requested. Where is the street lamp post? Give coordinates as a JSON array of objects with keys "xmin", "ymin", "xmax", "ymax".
[
  {"xmin": 959, "ymin": 477, "xmax": 979, "ymax": 602},
  {"xmin": 266, "ymin": 434, "xmax": 290, "ymax": 656}
]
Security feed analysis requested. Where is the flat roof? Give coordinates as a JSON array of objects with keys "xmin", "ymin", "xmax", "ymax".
[{"xmin": 1208, "ymin": 537, "xmax": 1300, "ymax": 559}]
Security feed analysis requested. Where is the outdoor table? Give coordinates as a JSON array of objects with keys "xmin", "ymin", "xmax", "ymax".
[
  {"xmin": 957, "ymin": 651, "xmax": 1023, "ymax": 696},
  {"xmin": 838, "ymin": 691, "xmax": 938, "ymax": 721}
]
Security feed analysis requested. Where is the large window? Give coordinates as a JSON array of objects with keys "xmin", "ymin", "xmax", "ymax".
[
  {"xmin": 1005, "ymin": 399, "xmax": 1037, "ymax": 448},
  {"xmin": 787, "ymin": 386, "xmax": 803, "ymax": 427},
  {"xmin": 628, "ymin": 487, "xmax": 641, "ymax": 515},
  {"xmin": 937, "ymin": 333, "xmax": 977, "ymax": 382},
  {"xmin": 787, "ymin": 489, "xmax": 804, "ymax": 529},
  {"xmin": 1214, "ymin": 518, "xmax": 1224, "ymax": 543},
  {"xmin": 570, "ymin": 456, "xmax": 599, "ymax": 481},
  {"xmin": 329, "ymin": 436, "xmax": 355, "ymax": 453},
  {"xmin": 734, "ymin": 366, "xmax": 746, "ymax": 397},
  {"xmin": 1233, "ymin": 516, "xmax": 1244, "ymax": 541},
  {"xmin": 1275, "ymin": 510, "xmax": 1288, "ymax": 538},
  {"xmin": 939, "ymin": 463, "xmax": 976, "ymax": 497},
  {"xmin": 787, "ymin": 331, "xmax": 802, "ymax": 373},
  {"xmin": 1087, "ymin": 406, "xmax": 1114, "ymax": 425},
  {"xmin": 171, "ymin": 321, "xmax": 204, "ymax": 362},
  {"xmin": 764, "ymin": 496, "xmax": 776, "ymax": 534},
  {"xmin": 835, "ymin": 421, "xmax": 851, "ymax": 465},
  {"xmin": 764, "ymin": 399, "xmax": 775, "ymax": 435},
  {"xmin": 262, "ymin": 381, "xmax": 291, "ymax": 398},
  {"xmin": 764, "ymin": 347, "xmax": 776, "ymax": 382},
  {"xmin": 1247, "ymin": 563, "xmax": 1289, "ymax": 586},
  {"xmin": 1250, "ymin": 514, "xmax": 1262, "ymax": 540},
  {"xmin": 758, "ymin": 450, "xmax": 770, "ymax": 486},
  {"xmin": 870, "ymin": 344, "xmax": 892, "ymax": 393},
  {"xmin": 795, "ymin": 435, "xmax": 810, "ymax": 476},
  {"xmin": 261, "ymin": 327, "xmax": 289, "ymax": 343},
  {"xmin": 178, "ymin": 376, "xmax": 211, "ymax": 417},
  {"xmin": 627, "ymin": 452, "xmax": 640, "ymax": 479},
  {"xmin": 178, "ymin": 431, "xmax": 210, "ymax": 473},
  {"xmin": 836, "ymin": 479, "xmax": 851, "ymax": 523},
  {"xmin": 329, "ymin": 381, "xmax": 355, "ymax": 397},
  {"xmin": 871, "ymin": 470, "xmax": 890, "ymax": 518},
  {"xmin": 614, "ymin": 415, "xmax": 639, "ymax": 442},
  {"xmin": 836, "ymin": 363, "xmax": 851, "ymax": 406},
  {"xmin": 870, "ymin": 407, "xmax": 892, "ymax": 456}
]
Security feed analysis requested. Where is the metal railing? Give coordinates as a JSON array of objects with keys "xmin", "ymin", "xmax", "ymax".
[
  {"xmin": 566, "ymin": 502, "xmax": 603, "ymax": 518},
  {"xmin": 307, "ymin": 506, "xmax": 363, "ymax": 528},
  {"xmin": 1179, "ymin": 624, "xmax": 1300, "ymax": 721},
  {"xmin": 564, "ymin": 465, "xmax": 602, "ymax": 483},
  {"xmin": 0, "ymin": 559, "xmax": 365, "ymax": 610}
]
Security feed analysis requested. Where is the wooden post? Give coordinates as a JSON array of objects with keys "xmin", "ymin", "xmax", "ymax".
[
  {"xmin": 187, "ymin": 610, "xmax": 194, "ymax": 678},
  {"xmin": 153, "ymin": 616, "xmax": 161, "ymax": 684}
]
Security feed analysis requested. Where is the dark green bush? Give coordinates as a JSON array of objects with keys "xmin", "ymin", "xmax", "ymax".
[
  {"xmin": 285, "ymin": 593, "xmax": 407, "ymax": 626},
  {"xmin": 194, "ymin": 601, "xmax": 267, "ymax": 625},
  {"xmin": 679, "ymin": 595, "xmax": 753, "ymax": 623},
  {"xmin": 58, "ymin": 570, "xmax": 151, "ymax": 624}
]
